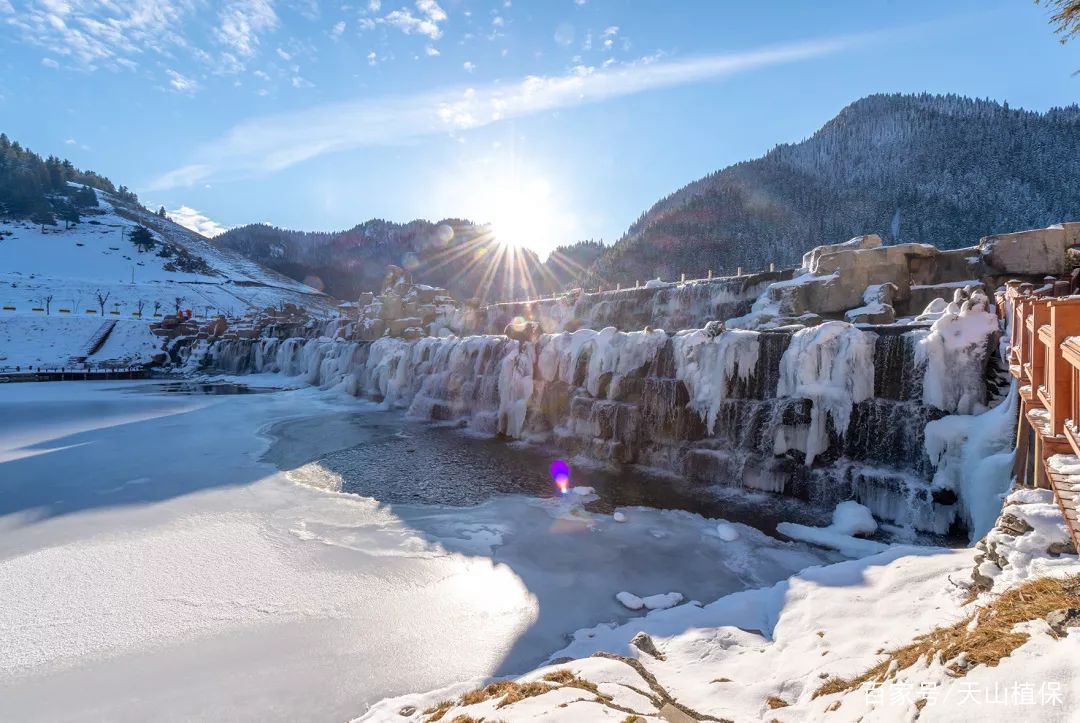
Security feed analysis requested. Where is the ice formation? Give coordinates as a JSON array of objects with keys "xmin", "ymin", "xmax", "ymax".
[
  {"xmin": 673, "ymin": 328, "xmax": 760, "ymax": 434},
  {"xmin": 777, "ymin": 321, "xmax": 875, "ymax": 465},
  {"xmin": 924, "ymin": 384, "xmax": 1018, "ymax": 541},
  {"xmin": 916, "ymin": 306, "xmax": 1000, "ymax": 414}
]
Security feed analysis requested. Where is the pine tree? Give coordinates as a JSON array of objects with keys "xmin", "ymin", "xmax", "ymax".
[{"xmin": 130, "ymin": 225, "xmax": 155, "ymax": 252}]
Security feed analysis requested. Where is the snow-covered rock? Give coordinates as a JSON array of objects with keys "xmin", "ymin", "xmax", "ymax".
[
  {"xmin": 830, "ymin": 500, "xmax": 878, "ymax": 537},
  {"xmin": 615, "ymin": 591, "xmax": 644, "ymax": 610},
  {"xmin": 714, "ymin": 523, "xmax": 740, "ymax": 541}
]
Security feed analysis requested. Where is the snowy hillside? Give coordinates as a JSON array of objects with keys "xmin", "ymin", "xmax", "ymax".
[{"xmin": 0, "ymin": 187, "xmax": 337, "ymax": 368}]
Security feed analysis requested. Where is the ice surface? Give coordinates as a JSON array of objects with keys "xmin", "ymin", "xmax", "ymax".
[{"xmin": 0, "ymin": 381, "xmax": 837, "ymax": 722}]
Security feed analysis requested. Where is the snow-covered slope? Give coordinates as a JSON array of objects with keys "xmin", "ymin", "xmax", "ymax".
[{"xmin": 0, "ymin": 187, "xmax": 337, "ymax": 368}]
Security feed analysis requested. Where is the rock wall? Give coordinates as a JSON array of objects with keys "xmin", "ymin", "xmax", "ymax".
[{"xmin": 197, "ymin": 306, "xmax": 1001, "ymax": 536}]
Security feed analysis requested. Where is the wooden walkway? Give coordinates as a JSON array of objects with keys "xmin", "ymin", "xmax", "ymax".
[{"xmin": 1006, "ymin": 278, "xmax": 1080, "ymax": 551}]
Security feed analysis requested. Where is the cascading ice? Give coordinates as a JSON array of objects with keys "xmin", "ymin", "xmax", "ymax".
[{"xmin": 777, "ymin": 321, "xmax": 875, "ymax": 465}]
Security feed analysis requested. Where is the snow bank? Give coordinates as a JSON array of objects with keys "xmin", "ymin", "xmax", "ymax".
[
  {"xmin": 776, "ymin": 520, "xmax": 890, "ymax": 557},
  {"xmin": 924, "ymin": 384, "xmax": 1018, "ymax": 541},
  {"xmin": 673, "ymin": 328, "xmax": 760, "ymax": 433},
  {"xmin": 777, "ymin": 321, "xmax": 875, "ymax": 465},
  {"xmin": 830, "ymin": 500, "xmax": 878, "ymax": 536},
  {"xmin": 776, "ymin": 501, "xmax": 883, "ymax": 557},
  {"xmin": 615, "ymin": 591, "xmax": 684, "ymax": 611}
]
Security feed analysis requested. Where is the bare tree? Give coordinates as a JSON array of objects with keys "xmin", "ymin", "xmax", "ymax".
[
  {"xmin": 135, "ymin": 299, "xmax": 147, "ymax": 318},
  {"xmin": 71, "ymin": 292, "xmax": 83, "ymax": 314},
  {"xmin": 37, "ymin": 294, "xmax": 53, "ymax": 315},
  {"xmin": 153, "ymin": 300, "xmax": 162, "ymax": 317},
  {"xmin": 95, "ymin": 289, "xmax": 110, "ymax": 315},
  {"xmin": 174, "ymin": 296, "xmax": 186, "ymax": 314}
]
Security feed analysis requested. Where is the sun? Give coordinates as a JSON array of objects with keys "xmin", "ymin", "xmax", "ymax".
[
  {"xmin": 435, "ymin": 157, "xmax": 578, "ymax": 262},
  {"xmin": 483, "ymin": 178, "xmax": 557, "ymax": 258}
]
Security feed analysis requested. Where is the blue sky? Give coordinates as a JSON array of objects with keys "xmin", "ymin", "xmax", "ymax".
[{"xmin": 1, "ymin": 0, "xmax": 1077, "ymax": 257}]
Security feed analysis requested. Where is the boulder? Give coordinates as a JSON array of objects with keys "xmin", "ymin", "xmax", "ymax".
[
  {"xmin": 802, "ymin": 234, "xmax": 883, "ymax": 273},
  {"xmin": 630, "ymin": 631, "xmax": 665, "ymax": 660},
  {"xmin": 418, "ymin": 303, "xmax": 437, "ymax": 322},
  {"xmin": 810, "ymin": 243, "xmax": 938, "ymax": 305},
  {"xmin": 379, "ymin": 293, "xmax": 403, "ymax": 320},
  {"xmin": 381, "ymin": 264, "xmax": 411, "ymax": 292},
  {"xmin": 845, "ymin": 304, "xmax": 896, "ymax": 325},
  {"xmin": 358, "ymin": 291, "xmax": 374, "ymax": 306},
  {"xmin": 1046, "ymin": 608, "xmax": 1080, "ymax": 638},
  {"xmin": 980, "ymin": 225, "xmax": 1069, "ymax": 276},
  {"xmin": 411, "ymin": 285, "xmax": 446, "ymax": 304},
  {"xmin": 357, "ymin": 318, "xmax": 386, "ymax": 340},
  {"xmin": 387, "ymin": 317, "xmax": 423, "ymax": 336}
]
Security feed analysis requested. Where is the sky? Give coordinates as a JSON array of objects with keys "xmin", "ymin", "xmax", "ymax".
[{"xmin": 1, "ymin": 0, "xmax": 1078, "ymax": 259}]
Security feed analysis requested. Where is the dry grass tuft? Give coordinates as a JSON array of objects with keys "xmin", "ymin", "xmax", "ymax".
[
  {"xmin": 495, "ymin": 681, "xmax": 554, "ymax": 708},
  {"xmin": 542, "ymin": 670, "xmax": 576, "ymax": 684},
  {"xmin": 765, "ymin": 696, "xmax": 790, "ymax": 709},
  {"xmin": 813, "ymin": 574, "xmax": 1080, "ymax": 699},
  {"xmin": 422, "ymin": 700, "xmax": 454, "ymax": 722}
]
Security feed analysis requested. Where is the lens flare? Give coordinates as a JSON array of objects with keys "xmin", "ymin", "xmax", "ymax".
[{"xmin": 550, "ymin": 459, "xmax": 570, "ymax": 495}]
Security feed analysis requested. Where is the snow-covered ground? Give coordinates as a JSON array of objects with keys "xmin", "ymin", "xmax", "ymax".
[
  {"xmin": 0, "ymin": 381, "xmax": 838, "ymax": 722},
  {"xmin": 0, "ymin": 188, "xmax": 337, "ymax": 368},
  {"xmin": 0, "ymin": 315, "xmax": 160, "ymax": 368},
  {"xmin": 369, "ymin": 524, "xmax": 1080, "ymax": 723}
]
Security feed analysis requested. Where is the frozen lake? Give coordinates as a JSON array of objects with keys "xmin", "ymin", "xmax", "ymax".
[{"xmin": 0, "ymin": 380, "xmax": 838, "ymax": 721}]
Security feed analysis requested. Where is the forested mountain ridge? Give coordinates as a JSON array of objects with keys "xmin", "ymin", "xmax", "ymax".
[
  {"xmin": 0, "ymin": 133, "xmax": 141, "ymax": 226},
  {"xmin": 586, "ymin": 93, "xmax": 1080, "ymax": 286},
  {"xmin": 213, "ymin": 219, "xmax": 561, "ymax": 302}
]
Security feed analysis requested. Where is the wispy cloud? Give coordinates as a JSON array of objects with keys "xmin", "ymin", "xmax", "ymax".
[
  {"xmin": 149, "ymin": 34, "xmax": 867, "ymax": 190},
  {"xmin": 5, "ymin": 0, "xmax": 193, "ymax": 70},
  {"xmin": 166, "ymin": 69, "xmax": 200, "ymax": 94},
  {"xmin": 215, "ymin": 0, "xmax": 278, "ymax": 57},
  {"xmin": 167, "ymin": 205, "xmax": 230, "ymax": 238},
  {"xmin": 384, "ymin": 0, "xmax": 446, "ymax": 39}
]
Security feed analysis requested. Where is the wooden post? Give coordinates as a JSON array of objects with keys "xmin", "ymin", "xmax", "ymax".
[
  {"xmin": 707, "ymin": 269, "xmax": 713, "ymax": 280},
  {"xmin": 769, "ymin": 262, "xmax": 776, "ymax": 272},
  {"xmin": 635, "ymin": 280, "xmax": 640, "ymax": 289},
  {"xmin": 737, "ymin": 266, "xmax": 743, "ymax": 276},
  {"xmin": 680, "ymin": 273, "xmax": 685, "ymax": 284},
  {"xmin": 616, "ymin": 282, "xmax": 620, "ymax": 291}
]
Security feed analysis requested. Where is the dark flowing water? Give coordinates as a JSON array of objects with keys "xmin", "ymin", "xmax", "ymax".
[
  {"xmin": 262, "ymin": 410, "xmax": 835, "ymax": 535},
  {"xmin": 128, "ymin": 381, "xmax": 281, "ymax": 395}
]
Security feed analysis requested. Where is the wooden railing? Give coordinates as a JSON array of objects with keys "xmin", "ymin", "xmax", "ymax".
[{"xmin": 1005, "ymin": 277, "xmax": 1080, "ymax": 549}]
